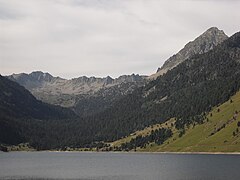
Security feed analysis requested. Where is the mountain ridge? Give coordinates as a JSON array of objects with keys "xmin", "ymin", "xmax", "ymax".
[
  {"xmin": 8, "ymin": 71, "xmax": 147, "ymax": 108},
  {"xmin": 150, "ymin": 27, "xmax": 228, "ymax": 79}
]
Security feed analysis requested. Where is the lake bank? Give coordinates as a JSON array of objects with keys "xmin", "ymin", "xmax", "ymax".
[
  {"xmin": 2, "ymin": 149, "xmax": 240, "ymax": 155},
  {"xmin": 2, "ymin": 142, "xmax": 240, "ymax": 154}
]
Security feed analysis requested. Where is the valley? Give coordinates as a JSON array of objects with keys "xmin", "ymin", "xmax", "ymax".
[
  {"xmin": 1, "ymin": 27, "xmax": 240, "ymax": 153},
  {"xmin": 2, "ymin": 1, "xmax": 240, "ymax": 180}
]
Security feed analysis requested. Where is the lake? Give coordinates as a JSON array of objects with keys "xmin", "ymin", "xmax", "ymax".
[{"xmin": 0, "ymin": 152, "xmax": 239, "ymax": 180}]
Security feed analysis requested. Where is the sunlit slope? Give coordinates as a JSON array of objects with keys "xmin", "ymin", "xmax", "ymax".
[
  {"xmin": 147, "ymin": 91, "xmax": 240, "ymax": 152},
  {"xmin": 111, "ymin": 91, "xmax": 240, "ymax": 152},
  {"xmin": 110, "ymin": 118, "xmax": 176, "ymax": 147}
]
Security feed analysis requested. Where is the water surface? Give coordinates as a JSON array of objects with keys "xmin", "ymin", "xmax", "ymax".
[{"xmin": 0, "ymin": 152, "xmax": 239, "ymax": 180}]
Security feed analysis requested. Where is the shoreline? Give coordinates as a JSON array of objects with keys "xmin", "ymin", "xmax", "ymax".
[{"xmin": 2, "ymin": 150, "xmax": 240, "ymax": 155}]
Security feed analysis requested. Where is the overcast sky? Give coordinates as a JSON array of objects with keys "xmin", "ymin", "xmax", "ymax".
[{"xmin": 1, "ymin": 0, "xmax": 240, "ymax": 79}]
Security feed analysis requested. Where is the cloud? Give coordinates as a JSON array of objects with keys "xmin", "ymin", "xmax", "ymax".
[{"xmin": 0, "ymin": 0, "xmax": 240, "ymax": 78}]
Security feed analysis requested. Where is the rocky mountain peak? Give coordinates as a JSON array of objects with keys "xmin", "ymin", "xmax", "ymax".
[
  {"xmin": 29, "ymin": 71, "xmax": 53, "ymax": 82},
  {"xmin": 116, "ymin": 74, "xmax": 144, "ymax": 83},
  {"xmin": 150, "ymin": 27, "xmax": 228, "ymax": 79},
  {"xmin": 205, "ymin": 27, "xmax": 225, "ymax": 35},
  {"xmin": 8, "ymin": 71, "xmax": 54, "ymax": 89},
  {"xmin": 103, "ymin": 76, "xmax": 114, "ymax": 85}
]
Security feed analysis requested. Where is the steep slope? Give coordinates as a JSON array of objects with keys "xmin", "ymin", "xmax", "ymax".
[
  {"xmin": 0, "ymin": 75, "xmax": 77, "ymax": 145},
  {"xmin": 0, "ymin": 75, "xmax": 76, "ymax": 119},
  {"xmin": 8, "ymin": 72, "xmax": 146, "ymax": 115},
  {"xmin": 150, "ymin": 27, "xmax": 228, "ymax": 79},
  {"xmin": 84, "ymin": 31, "xmax": 240, "ymax": 144}
]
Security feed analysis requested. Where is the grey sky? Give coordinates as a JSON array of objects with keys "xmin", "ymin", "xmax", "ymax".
[{"xmin": 0, "ymin": 0, "xmax": 240, "ymax": 79}]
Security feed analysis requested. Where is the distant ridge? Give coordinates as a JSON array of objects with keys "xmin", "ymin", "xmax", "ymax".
[
  {"xmin": 7, "ymin": 71, "xmax": 147, "ymax": 114},
  {"xmin": 8, "ymin": 71, "xmax": 146, "ymax": 96}
]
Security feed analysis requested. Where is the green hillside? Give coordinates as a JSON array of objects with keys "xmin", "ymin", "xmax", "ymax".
[
  {"xmin": 154, "ymin": 91, "xmax": 240, "ymax": 152},
  {"xmin": 112, "ymin": 91, "xmax": 240, "ymax": 152}
]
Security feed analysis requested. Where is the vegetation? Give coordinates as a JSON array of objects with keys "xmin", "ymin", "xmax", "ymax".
[
  {"xmin": 74, "ymin": 81, "xmax": 145, "ymax": 117},
  {"xmin": 109, "ymin": 119, "xmax": 175, "ymax": 148},
  {"xmin": 110, "ymin": 91, "xmax": 240, "ymax": 152},
  {"xmin": 0, "ymin": 75, "xmax": 78, "ymax": 147},
  {"xmin": 119, "ymin": 128, "xmax": 173, "ymax": 151}
]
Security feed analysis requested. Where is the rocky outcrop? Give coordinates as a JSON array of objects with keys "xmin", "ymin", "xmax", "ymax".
[{"xmin": 150, "ymin": 27, "xmax": 228, "ymax": 79}]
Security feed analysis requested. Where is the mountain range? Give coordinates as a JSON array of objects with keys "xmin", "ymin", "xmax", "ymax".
[
  {"xmin": 1, "ymin": 27, "xmax": 240, "ymax": 151},
  {"xmin": 8, "ymin": 72, "xmax": 146, "ymax": 98},
  {"xmin": 7, "ymin": 27, "xmax": 227, "ymax": 116},
  {"xmin": 8, "ymin": 72, "xmax": 146, "ymax": 116}
]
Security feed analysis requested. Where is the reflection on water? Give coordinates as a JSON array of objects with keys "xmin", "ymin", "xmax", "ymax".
[{"xmin": 0, "ymin": 152, "xmax": 240, "ymax": 180}]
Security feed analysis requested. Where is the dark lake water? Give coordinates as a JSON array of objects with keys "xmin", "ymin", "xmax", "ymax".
[{"xmin": 0, "ymin": 152, "xmax": 240, "ymax": 180}]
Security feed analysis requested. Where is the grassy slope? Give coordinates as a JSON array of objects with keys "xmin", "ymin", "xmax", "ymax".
[
  {"xmin": 111, "ymin": 92, "xmax": 240, "ymax": 152},
  {"xmin": 110, "ymin": 118, "xmax": 176, "ymax": 147}
]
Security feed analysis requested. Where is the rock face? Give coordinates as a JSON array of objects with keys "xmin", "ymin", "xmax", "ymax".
[
  {"xmin": 150, "ymin": 27, "xmax": 228, "ymax": 79},
  {"xmin": 8, "ymin": 71, "xmax": 146, "ymax": 108}
]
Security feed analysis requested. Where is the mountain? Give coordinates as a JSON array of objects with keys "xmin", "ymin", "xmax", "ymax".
[
  {"xmin": 81, "ymin": 31, "xmax": 240, "ymax": 144},
  {"xmin": 0, "ymin": 75, "xmax": 77, "ymax": 145},
  {"xmin": 8, "ymin": 72, "xmax": 146, "ymax": 115},
  {"xmin": 7, "ymin": 28, "xmax": 227, "ymax": 115},
  {"xmin": 2, "ymin": 29, "xmax": 240, "ymax": 152},
  {"xmin": 150, "ymin": 27, "xmax": 228, "ymax": 79}
]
